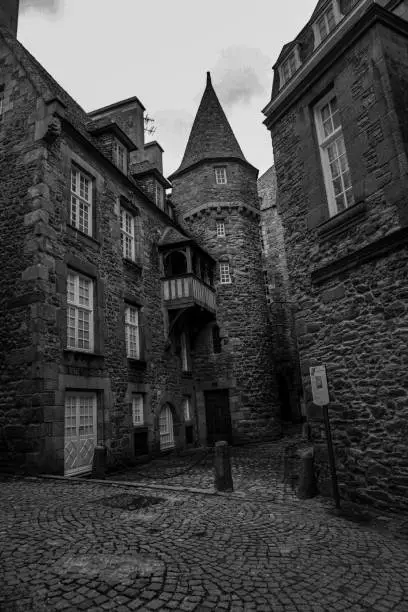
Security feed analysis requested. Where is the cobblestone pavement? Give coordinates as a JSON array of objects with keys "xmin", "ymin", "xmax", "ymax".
[
  {"xmin": 106, "ymin": 437, "xmax": 305, "ymax": 502},
  {"xmin": 1, "ymin": 473, "xmax": 408, "ymax": 611}
]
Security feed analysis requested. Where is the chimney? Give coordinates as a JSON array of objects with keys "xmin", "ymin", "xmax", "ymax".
[{"xmin": 0, "ymin": 0, "xmax": 20, "ymax": 36}]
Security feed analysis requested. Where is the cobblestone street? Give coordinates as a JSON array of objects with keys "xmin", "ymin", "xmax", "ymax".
[{"xmin": 1, "ymin": 442, "xmax": 408, "ymax": 611}]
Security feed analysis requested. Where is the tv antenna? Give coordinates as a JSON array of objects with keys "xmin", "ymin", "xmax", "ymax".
[{"xmin": 144, "ymin": 114, "xmax": 156, "ymax": 136}]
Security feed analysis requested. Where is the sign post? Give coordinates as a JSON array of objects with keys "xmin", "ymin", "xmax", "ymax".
[{"xmin": 309, "ymin": 365, "xmax": 340, "ymax": 509}]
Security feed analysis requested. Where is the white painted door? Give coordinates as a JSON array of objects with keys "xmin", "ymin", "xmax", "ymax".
[
  {"xmin": 64, "ymin": 393, "xmax": 97, "ymax": 476},
  {"xmin": 160, "ymin": 404, "xmax": 175, "ymax": 450}
]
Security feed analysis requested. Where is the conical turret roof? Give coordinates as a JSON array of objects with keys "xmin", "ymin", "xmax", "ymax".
[{"xmin": 169, "ymin": 72, "xmax": 247, "ymax": 179}]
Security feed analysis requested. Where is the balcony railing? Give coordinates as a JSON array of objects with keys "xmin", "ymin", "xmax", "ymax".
[{"xmin": 162, "ymin": 273, "xmax": 216, "ymax": 313}]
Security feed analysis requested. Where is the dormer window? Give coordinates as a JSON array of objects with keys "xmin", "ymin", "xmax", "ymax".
[
  {"xmin": 313, "ymin": 2, "xmax": 342, "ymax": 48},
  {"xmin": 279, "ymin": 47, "xmax": 301, "ymax": 88},
  {"xmin": 154, "ymin": 181, "xmax": 164, "ymax": 210},
  {"xmin": 113, "ymin": 140, "xmax": 128, "ymax": 174}
]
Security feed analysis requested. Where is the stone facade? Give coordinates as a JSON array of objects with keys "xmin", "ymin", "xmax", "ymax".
[
  {"xmin": 263, "ymin": 0, "xmax": 408, "ymax": 510},
  {"xmin": 258, "ymin": 167, "xmax": 303, "ymax": 423},
  {"xmin": 0, "ymin": 8, "xmax": 281, "ymax": 475}
]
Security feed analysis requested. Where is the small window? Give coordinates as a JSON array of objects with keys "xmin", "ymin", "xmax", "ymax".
[
  {"xmin": 132, "ymin": 393, "xmax": 144, "ymax": 426},
  {"xmin": 67, "ymin": 272, "xmax": 94, "ymax": 352},
  {"xmin": 314, "ymin": 93, "xmax": 354, "ymax": 216},
  {"xmin": 263, "ymin": 270, "xmax": 270, "ymax": 296},
  {"xmin": 212, "ymin": 325, "xmax": 222, "ymax": 354},
  {"xmin": 215, "ymin": 167, "xmax": 227, "ymax": 185},
  {"xmin": 113, "ymin": 140, "xmax": 128, "ymax": 174},
  {"xmin": 180, "ymin": 332, "xmax": 191, "ymax": 372},
  {"xmin": 125, "ymin": 305, "xmax": 141, "ymax": 359},
  {"xmin": 216, "ymin": 222, "xmax": 226, "ymax": 238},
  {"xmin": 70, "ymin": 167, "xmax": 93, "ymax": 236},
  {"xmin": 219, "ymin": 262, "xmax": 231, "ymax": 284},
  {"xmin": 120, "ymin": 208, "xmax": 135, "ymax": 261},
  {"xmin": 182, "ymin": 396, "xmax": 192, "ymax": 421}
]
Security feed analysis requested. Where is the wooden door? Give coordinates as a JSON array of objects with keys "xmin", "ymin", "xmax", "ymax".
[
  {"xmin": 64, "ymin": 393, "xmax": 97, "ymax": 476},
  {"xmin": 204, "ymin": 389, "xmax": 232, "ymax": 446}
]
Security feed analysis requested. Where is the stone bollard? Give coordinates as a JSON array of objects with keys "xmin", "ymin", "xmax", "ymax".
[
  {"xmin": 214, "ymin": 441, "xmax": 234, "ymax": 492},
  {"xmin": 297, "ymin": 447, "xmax": 317, "ymax": 499},
  {"xmin": 92, "ymin": 445, "xmax": 107, "ymax": 479}
]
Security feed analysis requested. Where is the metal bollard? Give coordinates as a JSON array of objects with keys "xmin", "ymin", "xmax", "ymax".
[
  {"xmin": 92, "ymin": 445, "xmax": 107, "ymax": 479},
  {"xmin": 297, "ymin": 447, "xmax": 317, "ymax": 499},
  {"xmin": 214, "ymin": 441, "xmax": 234, "ymax": 492}
]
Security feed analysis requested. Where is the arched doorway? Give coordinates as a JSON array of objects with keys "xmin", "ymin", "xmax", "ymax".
[{"xmin": 160, "ymin": 403, "xmax": 175, "ymax": 450}]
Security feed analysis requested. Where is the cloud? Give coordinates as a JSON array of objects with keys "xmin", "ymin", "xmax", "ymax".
[
  {"xmin": 213, "ymin": 46, "xmax": 272, "ymax": 110},
  {"xmin": 20, "ymin": 0, "xmax": 62, "ymax": 14},
  {"xmin": 149, "ymin": 109, "xmax": 194, "ymax": 176}
]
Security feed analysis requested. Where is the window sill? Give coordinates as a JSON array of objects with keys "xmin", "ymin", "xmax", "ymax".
[
  {"xmin": 127, "ymin": 358, "xmax": 147, "ymax": 370},
  {"xmin": 123, "ymin": 257, "xmax": 143, "ymax": 272},
  {"xmin": 317, "ymin": 200, "xmax": 367, "ymax": 242},
  {"xmin": 66, "ymin": 225, "xmax": 100, "ymax": 249}
]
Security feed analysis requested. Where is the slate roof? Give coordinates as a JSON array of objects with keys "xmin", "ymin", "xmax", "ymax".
[
  {"xmin": 169, "ymin": 72, "xmax": 247, "ymax": 179},
  {"xmin": 158, "ymin": 226, "xmax": 190, "ymax": 247}
]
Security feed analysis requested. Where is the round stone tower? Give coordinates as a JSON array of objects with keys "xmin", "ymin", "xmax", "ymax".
[{"xmin": 168, "ymin": 73, "xmax": 281, "ymax": 444}]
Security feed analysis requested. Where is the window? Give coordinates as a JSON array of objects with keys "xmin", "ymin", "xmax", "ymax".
[
  {"xmin": 314, "ymin": 94, "xmax": 354, "ymax": 216},
  {"xmin": 154, "ymin": 182, "xmax": 164, "ymax": 210},
  {"xmin": 125, "ymin": 305, "xmax": 141, "ymax": 359},
  {"xmin": 67, "ymin": 272, "xmax": 94, "ymax": 352},
  {"xmin": 219, "ymin": 262, "xmax": 231, "ymax": 284},
  {"xmin": 113, "ymin": 140, "xmax": 128, "ymax": 174},
  {"xmin": 180, "ymin": 332, "xmax": 190, "ymax": 372},
  {"xmin": 0, "ymin": 91, "xmax": 4, "ymax": 121},
  {"xmin": 313, "ymin": 2, "xmax": 341, "ymax": 47},
  {"xmin": 120, "ymin": 208, "xmax": 135, "ymax": 261},
  {"xmin": 182, "ymin": 396, "xmax": 192, "ymax": 421},
  {"xmin": 279, "ymin": 48, "xmax": 300, "ymax": 87},
  {"xmin": 132, "ymin": 393, "xmax": 144, "ymax": 426},
  {"xmin": 215, "ymin": 167, "xmax": 227, "ymax": 185},
  {"xmin": 216, "ymin": 222, "xmax": 226, "ymax": 238},
  {"xmin": 71, "ymin": 167, "xmax": 93, "ymax": 236},
  {"xmin": 212, "ymin": 325, "xmax": 222, "ymax": 354}
]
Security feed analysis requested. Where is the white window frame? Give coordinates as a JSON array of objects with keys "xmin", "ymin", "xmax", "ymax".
[
  {"xmin": 67, "ymin": 272, "xmax": 94, "ymax": 352},
  {"xmin": 215, "ymin": 167, "xmax": 227, "ymax": 185},
  {"xmin": 313, "ymin": 1, "xmax": 342, "ymax": 48},
  {"xmin": 216, "ymin": 222, "xmax": 226, "ymax": 238},
  {"xmin": 125, "ymin": 305, "xmax": 141, "ymax": 359},
  {"xmin": 132, "ymin": 393, "xmax": 144, "ymax": 426},
  {"xmin": 278, "ymin": 46, "xmax": 301, "ymax": 88},
  {"xmin": 113, "ymin": 140, "xmax": 128, "ymax": 174},
  {"xmin": 120, "ymin": 207, "xmax": 136, "ymax": 261},
  {"xmin": 182, "ymin": 396, "xmax": 192, "ymax": 422},
  {"xmin": 219, "ymin": 262, "xmax": 231, "ymax": 284},
  {"xmin": 70, "ymin": 167, "xmax": 93, "ymax": 236},
  {"xmin": 314, "ymin": 91, "xmax": 354, "ymax": 217}
]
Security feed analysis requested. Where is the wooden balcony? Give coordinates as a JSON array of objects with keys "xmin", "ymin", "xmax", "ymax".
[{"xmin": 162, "ymin": 274, "xmax": 216, "ymax": 313}]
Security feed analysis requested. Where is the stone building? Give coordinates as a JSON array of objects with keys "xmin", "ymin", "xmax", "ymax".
[
  {"xmin": 0, "ymin": 2, "xmax": 280, "ymax": 475},
  {"xmin": 263, "ymin": 0, "xmax": 408, "ymax": 510},
  {"xmin": 258, "ymin": 167, "xmax": 303, "ymax": 425}
]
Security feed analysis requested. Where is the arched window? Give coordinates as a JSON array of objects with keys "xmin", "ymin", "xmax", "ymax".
[{"xmin": 160, "ymin": 404, "xmax": 175, "ymax": 450}]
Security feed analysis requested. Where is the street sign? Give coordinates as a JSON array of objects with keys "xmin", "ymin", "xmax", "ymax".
[{"xmin": 309, "ymin": 365, "xmax": 330, "ymax": 406}]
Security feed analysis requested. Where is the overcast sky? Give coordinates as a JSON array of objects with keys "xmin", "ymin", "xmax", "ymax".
[{"xmin": 18, "ymin": 0, "xmax": 318, "ymax": 177}]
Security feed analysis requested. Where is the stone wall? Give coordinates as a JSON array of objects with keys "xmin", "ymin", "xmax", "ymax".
[
  {"xmin": 268, "ymin": 23, "xmax": 408, "ymax": 509},
  {"xmin": 258, "ymin": 167, "xmax": 303, "ymax": 423}
]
